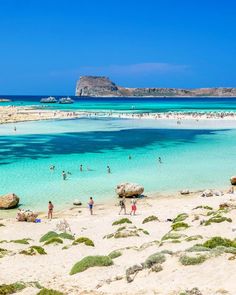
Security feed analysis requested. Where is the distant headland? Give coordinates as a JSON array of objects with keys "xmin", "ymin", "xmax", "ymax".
[{"xmin": 75, "ymin": 76, "xmax": 236, "ymax": 97}]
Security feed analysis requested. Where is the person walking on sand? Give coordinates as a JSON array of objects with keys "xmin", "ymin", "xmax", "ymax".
[
  {"xmin": 62, "ymin": 171, "xmax": 67, "ymax": 180},
  {"xmin": 48, "ymin": 201, "xmax": 54, "ymax": 220},
  {"xmin": 88, "ymin": 197, "xmax": 94, "ymax": 215},
  {"xmin": 130, "ymin": 198, "xmax": 137, "ymax": 216},
  {"xmin": 119, "ymin": 196, "xmax": 126, "ymax": 215}
]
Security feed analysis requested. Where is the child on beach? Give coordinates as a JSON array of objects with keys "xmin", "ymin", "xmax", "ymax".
[
  {"xmin": 130, "ymin": 198, "xmax": 137, "ymax": 215},
  {"xmin": 48, "ymin": 201, "xmax": 54, "ymax": 220},
  {"xmin": 88, "ymin": 197, "xmax": 94, "ymax": 215}
]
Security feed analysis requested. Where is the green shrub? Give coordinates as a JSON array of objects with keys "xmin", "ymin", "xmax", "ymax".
[
  {"xmin": 171, "ymin": 222, "xmax": 189, "ymax": 231},
  {"xmin": 44, "ymin": 237, "xmax": 63, "ymax": 246},
  {"xmin": 203, "ymin": 216, "xmax": 232, "ymax": 226},
  {"xmin": 112, "ymin": 218, "xmax": 132, "ymax": 226},
  {"xmin": 58, "ymin": 233, "xmax": 74, "ymax": 240},
  {"xmin": 162, "ymin": 232, "xmax": 187, "ymax": 241},
  {"xmin": 10, "ymin": 238, "xmax": 31, "ymax": 245},
  {"xmin": 40, "ymin": 231, "xmax": 58, "ymax": 243},
  {"xmin": 143, "ymin": 252, "xmax": 166, "ymax": 268},
  {"xmin": 142, "ymin": 215, "xmax": 159, "ymax": 224},
  {"xmin": 0, "ymin": 248, "xmax": 8, "ymax": 258},
  {"xmin": 202, "ymin": 237, "xmax": 236, "ymax": 249},
  {"xmin": 36, "ymin": 288, "xmax": 64, "ymax": 295},
  {"xmin": 114, "ymin": 230, "xmax": 139, "ymax": 239},
  {"xmin": 185, "ymin": 235, "xmax": 203, "ymax": 242},
  {"xmin": 72, "ymin": 237, "xmax": 94, "ymax": 247},
  {"xmin": 173, "ymin": 213, "xmax": 188, "ymax": 223},
  {"xmin": 117, "ymin": 226, "xmax": 126, "ymax": 232},
  {"xmin": 70, "ymin": 256, "xmax": 113, "ymax": 275},
  {"xmin": 108, "ymin": 250, "xmax": 122, "ymax": 259},
  {"xmin": 0, "ymin": 282, "xmax": 26, "ymax": 294},
  {"xmin": 179, "ymin": 254, "xmax": 207, "ymax": 265},
  {"xmin": 0, "ymin": 223, "xmax": 5, "ymax": 227},
  {"xmin": 20, "ymin": 246, "xmax": 47, "ymax": 256},
  {"xmin": 186, "ymin": 245, "xmax": 210, "ymax": 252}
]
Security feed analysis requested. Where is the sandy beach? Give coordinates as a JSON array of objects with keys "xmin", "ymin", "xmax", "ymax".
[
  {"xmin": 1, "ymin": 105, "xmax": 236, "ymax": 125},
  {"xmin": 1, "ymin": 190, "xmax": 236, "ymax": 295}
]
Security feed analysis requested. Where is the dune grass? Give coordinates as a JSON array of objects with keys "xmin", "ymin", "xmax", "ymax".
[
  {"xmin": 173, "ymin": 213, "xmax": 188, "ymax": 223},
  {"xmin": 203, "ymin": 216, "xmax": 232, "ymax": 226},
  {"xmin": 40, "ymin": 231, "xmax": 58, "ymax": 243},
  {"xmin": 108, "ymin": 250, "xmax": 122, "ymax": 259},
  {"xmin": 202, "ymin": 236, "xmax": 236, "ymax": 249},
  {"xmin": 44, "ymin": 237, "xmax": 63, "ymax": 246},
  {"xmin": 70, "ymin": 255, "xmax": 113, "ymax": 275},
  {"xmin": 179, "ymin": 254, "xmax": 207, "ymax": 265},
  {"xmin": 112, "ymin": 218, "xmax": 132, "ymax": 226},
  {"xmin": 143, "ymin": 252, "xmax": 166, "ymax": 269},
  {"xmin": 0, "ymin": 282, "xmax": 26, "ymax": 294},
  {"xmin": 171, "ymin": 222, "xmax": 189, "ymax": 231},
  {"xmin": 10, "ymin": 238, "xmax": 32, "ymax": 245},
  {"xmin": 72, "ymin": 237, "xmax": 94, "ymax": 247},
  {"xmin": 20, "ymin": 246, "xmax": 47, "ymax": 256},
  {"xmin": 142, "ymin": 215, "xmax": 159, "ymax": 224},
  {"xmin": 58, "ymin": 233, "xmax": 74, "ymax": 240}
]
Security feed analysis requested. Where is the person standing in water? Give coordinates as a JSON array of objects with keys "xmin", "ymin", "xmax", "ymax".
[
  {"xmin": 107, "ymin": 165, "xmax": 111, "ymax": 174},
  {"xmin": 62, "ymin": 171, "xmax": 67, "ymax": 180},
  {"xmin": 80, "ymin": 164, "xmax": 83, "ymax": 172},
  {"xmin": 50, "ymin": 165, "xmax": 55, "ymax": 170},
  {"xmin": 158, "ymin": 157, "xmax": 162, "ymax": 164},
  {"xmin": 128, "ymin": 155, "xmax": 132, "ymax": 160},
  {"xmin": 48, "ymin": 201, "xmax": 54, "ymax": 220},
  {"xmin": 88, "ymin": 197, "xmax": 94, "ymax": 215}
]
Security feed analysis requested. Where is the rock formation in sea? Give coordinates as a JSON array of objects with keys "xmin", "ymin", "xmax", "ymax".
[
  {"xmin": 75, "ymin": 76, "xmax": 236, "ymax": 97},
  {"xmin": 0, "ymin": 193, "xmax": 19, "ymax": 209}
]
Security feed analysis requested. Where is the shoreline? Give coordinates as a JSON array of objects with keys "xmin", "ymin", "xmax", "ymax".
[{"xmin": 1, "ymin": 105, "xmax": 236, "ymax": 125}]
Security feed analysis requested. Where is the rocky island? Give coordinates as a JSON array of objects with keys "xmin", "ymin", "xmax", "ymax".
[{"xmin": 76, "ymin": 76, "xmax": 236, "ymax": 97}]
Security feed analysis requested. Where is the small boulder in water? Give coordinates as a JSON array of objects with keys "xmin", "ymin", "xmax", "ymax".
[
  {"xmin": 116, "ymin": 183, "xmax": 144, "ymax": 198},
  {"xmin": 73, "ymin": 200, "xmax": 82, "ymax": 206},
  {"xmin": 0, "ymin": 193, "xmax": 19, "ymax": 209},
  {"xmin": 180, "ymin": 189, "xmax": 190, "ymax": 195},
  {"xmin": 230, "ymin": 176, "xmax": 236, "ymax": 185}
]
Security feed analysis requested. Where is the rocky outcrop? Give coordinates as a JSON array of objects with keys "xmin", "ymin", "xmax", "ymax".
[
  {"xmin": 0, "ymin": 193, "xmax": 19, "ymax": 209},
  {"xmin": 16, "ymin": 209, "xmax": 38, "ymax": 222},
  {"xmin": 116, "ymin": 183, "xmax": 144, "ymax": 198},
  {"xmin": 75, "ymin": 76, "xmax": 236, "ymax": 97}
]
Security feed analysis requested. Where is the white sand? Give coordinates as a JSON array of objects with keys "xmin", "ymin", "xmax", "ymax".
[{"xmin": 1, "ymin": 191, "xmax": 236, "ymax": 294}]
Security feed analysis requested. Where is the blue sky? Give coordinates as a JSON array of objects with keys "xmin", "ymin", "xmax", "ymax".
[{"xmin": 0, "ymin": 0, "xmax": 235, "ymax": 94}]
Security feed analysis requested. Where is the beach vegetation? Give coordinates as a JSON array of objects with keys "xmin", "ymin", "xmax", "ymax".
[
  {"xmin": 117, "ymin": 226, "xmax": 126, "ymax": 232},
  {"xmin": 44, "ymin": 237, "xmax": 63, "ymax": 246},
  {"xmin": 20, "ymin": 246, "xmax": 47, "ymax": 255},
  {"xmin": 70, "ymin": 255, "xmax": 113, "ymax": 275},
  {"xmin": 186, "ymin": 245, "xmax": 210, "ymax": 252},
  {"xmin": 151, "ymin": 263, "xmax": 163, "ymax": 272},
  {"xmin": 10, "ymin": 238, "xmax": 31, "ymax": 245},
  {"xmin": 58, "ymin": 232, "xmax": 74, "ymax": 240},
  {"xmin": 112, "ymin": 218, "xmax": 132, "ymax": 226},
  {"xmin": 143, "ymin": 252, "xmax": 166, "ymax": 268},
  {"xmin": 171, "ymin": 222, "xmax": 189, "ymax": 231},
  {"xmin": 162, "ymin": 232, "xmax": 187, "ymax": 241},
  {"xmin": 202, "ymin": 237, "xmax": 236, "ymax": 249},
  {"xmin": 39, "ymin": 231, "xmax": 58, "ymax": 242},
  {"xmin": 0, "ymin": 248, "xmax": 8, "ymax": 258},
  {"xmin": 72, "ymin": 237, "xmax": 94, "ymax": 247},
  {"xmin": 114, "ymin": 230, "xmax": 139, "ymax": 239},
  {"xmin": 36, "ymin": 288, "xmax": 64, "ymax": 295},
  {"xmin": 193, "ymin": 205, "xmax": 213, "ymax": 210},
  {"xmin": 185, "ymin": 235, "xmax": 203, "ymax": 242},
  {"xmin": 179, "ymin": 254, "xmax": 207, "ymax": 265},
  {"xmin": 173, "ymin": 213, "xmax": 188, "ymax": 223},
  {"xmin": 108, "ymin": 250, "xmax": 122, "ymax": 259},
  {"xmin": 0, "ymin": 282, "xmax": 26, "ymax": 294},
  {"xmin": 0, "ymin": 223, "xmax": 5, "ymax": 227},
  {"xmin": 203, "ymin": 216, "xmax": 232, "ymax": 226},
  {"xmin": 142, "ymin": 215, "xmax": 159, "ymax": 224},
  {"xmin": 161, "ymin": 249, "xmax": 173, "ymax": 255}
]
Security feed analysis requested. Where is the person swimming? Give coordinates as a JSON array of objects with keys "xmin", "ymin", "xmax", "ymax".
[
  {"xmin": 128, "ymin": 155, "xmax": 132, "ymax": 160},
  {"xmin": 107, "ymin": 165, "xmax": 111, "ymax": 173},
  {"xmin": 50, "ymin": 165, "xmax": 55, "ymax": 170},
  {"xmin": 62, "ymin": 171, "xmax": 67, "ymax": 180}
]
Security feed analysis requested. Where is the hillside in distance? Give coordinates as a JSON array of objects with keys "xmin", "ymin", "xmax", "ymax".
[{"xmin": 75, "ymin": 76, "xmax": 236, "ymax": 97}]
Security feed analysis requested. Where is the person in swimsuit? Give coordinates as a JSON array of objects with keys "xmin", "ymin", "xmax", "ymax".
[
  {"xmin": 62, "ymin": 171, "xmax": 67, "ymax": 180},
  {"xmin": 107, "ymin": 165, "xmax": 111, "ymax": 174},
  {"xmin": 88, "ymin": 197, "xmax": 94, "ymax": 215},
  {"xmin": 48, "ymin": 201, "xmax": 54, "ymax": 220},
  {"xmin": 119, "ymin": 197, "xmax": 126, "ymax": 215},
  {"xmin": 80, "ymin": 164, "xmax": 83, "ymax": 172},
  {"xmin": 130, "ymin": 198, "xmax": 137, "ymax": 216}
]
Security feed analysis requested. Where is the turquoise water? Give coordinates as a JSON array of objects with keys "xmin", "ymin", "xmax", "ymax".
[
  {"xmin": 2, "ymin": 95, "xmax": 236, "ymax": 113},
  {"xmin": 0, "ymin": 117, "xmax": 236, "ymax": 211}
]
